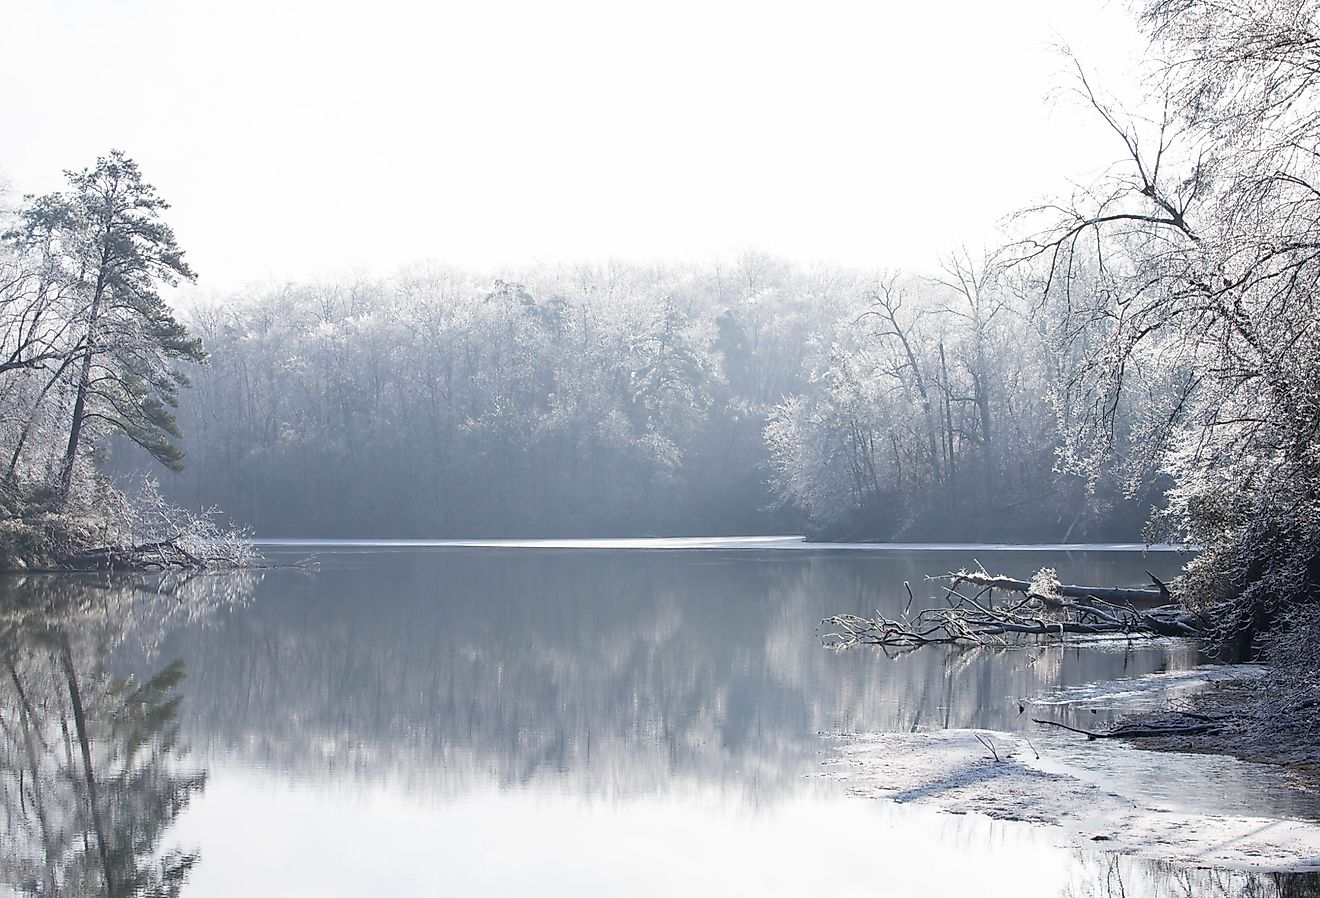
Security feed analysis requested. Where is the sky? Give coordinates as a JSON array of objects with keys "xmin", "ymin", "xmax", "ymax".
[{"xmin": 0, "ymin": 0, "xmax": 1149, "ymax": 295}]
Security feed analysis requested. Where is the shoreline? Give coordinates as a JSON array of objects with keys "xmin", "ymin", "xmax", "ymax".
[
  {"xmin": 824, "ymin": 664, "xmax": 1320, "ymax": 874},
  {"xmin": 825, "ymin": 727, "xmax": 1320, "ymax": 873},
  {"xmin": 1116, "ymin": 681, "xmax": 1320, "ymax": 793}
]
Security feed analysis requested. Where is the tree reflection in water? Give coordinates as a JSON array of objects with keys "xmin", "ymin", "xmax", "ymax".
[
  {"xmin": 1063, "ymin": 852, "xmax": 1320, "ymax": 898},
  {"xmin": 1, "ymin": 555, "xmax": 1318, "ymax": 897},
  {"xmin": 0, "ymin": 572, "xmax": 257, "ymax": 897}
]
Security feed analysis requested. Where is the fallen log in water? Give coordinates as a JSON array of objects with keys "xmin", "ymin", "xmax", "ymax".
[
  {"xmin": 822, "ymin": 567, "xmax": 1202, "ymax": 649},
  {"xmin": 950, "ymin": 569, "xmax": 1171, "ymax": 604}
]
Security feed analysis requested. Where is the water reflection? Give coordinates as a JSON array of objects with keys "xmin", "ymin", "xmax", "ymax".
[
  {"xmin": 1062, "ymin": 854, "xmax": 1320, "ymax": 897},
  {"xmin": 139, "ymin": 550, "xmax": 1203, "ymax": 796},
  {"xmin": 0, "ymin": 573, "xmax": 253, "ymax": 897},
  {"xmin": 3, "ymin": 548, "xmax": 1318, "ymax": 896}
]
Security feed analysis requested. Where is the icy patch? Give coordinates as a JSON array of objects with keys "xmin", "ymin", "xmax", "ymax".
[{"xmin": 823, "ymin": 729, "xmax": 1320, "ymax": 872}]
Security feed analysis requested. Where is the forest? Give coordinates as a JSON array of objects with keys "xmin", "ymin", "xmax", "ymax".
[
  {"xmin": 0, "ymin": 160, "xmax": 1153, "ymax": 543},
  {"xmin": 123, "ymin": 256, "xmax": 1148, "ymax": 541}
]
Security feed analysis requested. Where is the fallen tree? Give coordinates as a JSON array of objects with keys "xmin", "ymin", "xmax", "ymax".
[
  {"xmin": 822, "ymin": 567, "xmax": 1202, "ymax": 649},
  {"xmin": 823, "ymin": 567, "xmax": 1320, "ymax": 782}
]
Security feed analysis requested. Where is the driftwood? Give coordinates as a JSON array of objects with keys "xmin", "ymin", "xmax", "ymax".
[{"xmin": 823, "ymin": 568, "xmax": 1202, "ymax": 649}]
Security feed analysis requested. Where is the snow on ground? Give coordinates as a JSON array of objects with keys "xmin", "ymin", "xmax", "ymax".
[{"xmin": 823, "ymin": 728, "xmax": 1320, "ymax": 872}]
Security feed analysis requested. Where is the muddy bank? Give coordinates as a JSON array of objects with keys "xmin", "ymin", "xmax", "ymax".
[
  {"xmin": 1031, "ymin": 665, "xmax": 1320, "ymax": 792},
  {"xmin": 1117, "ymin": 682, "xmax": 1320, "ymax": 792},
  {"xmin": 822, "ymin": 665, "xmax": 1320, "ymax": 873}
]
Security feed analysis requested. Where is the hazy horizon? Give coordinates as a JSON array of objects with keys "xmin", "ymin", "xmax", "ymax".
[{"xmin": 1, "ymin": 1, "xmax": 1149, "ymax": 295}]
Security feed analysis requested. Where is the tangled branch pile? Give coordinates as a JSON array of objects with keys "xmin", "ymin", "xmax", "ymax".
[
  {"xmin": 823, "ymin": 568, "xmax": 1201, "ymax": 649},
  {"xmin": 60, "ymin": 479, "xmax": 258, "ymax": 571},
  {"xmin": 1, "ymin": 477, "xmax": 257, "ymax": 571},
  {"xmin": 57, "ymin": 533, "xmax": 255, "ymax": 572}
]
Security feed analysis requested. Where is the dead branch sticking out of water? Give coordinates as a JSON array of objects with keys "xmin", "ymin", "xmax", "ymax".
[
  {"xmin": 822, "ymin": 568, "xmax": 1202, "ymax": 649},
  {"xmin": 1031, "ymin": 712, "xmax": 1227, "ymax": 740}
]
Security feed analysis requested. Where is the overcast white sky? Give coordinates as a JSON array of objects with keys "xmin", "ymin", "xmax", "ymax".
[{"xmin": 0, "ymin": 0, "xmax": 1148, "ymax": 294}]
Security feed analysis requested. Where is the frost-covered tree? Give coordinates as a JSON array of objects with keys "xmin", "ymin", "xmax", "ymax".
[
  {"xmin": 3, "ymin": 151, "xmax": 203, "ymax": 502},
  {"xmin": 764, "ymin": 266, "xmax": 1094, "ymax": 540},
  {"xmin": 0, "ymin": 154, "xmax": 244, "ymax": 571},
  {"xmin": 1022, "ymin": 0, "xmax": 1320, "ymax": 650},
  {"xmin": 140, "ymin": 257, "xmax": 1146, "ymax": 540}
]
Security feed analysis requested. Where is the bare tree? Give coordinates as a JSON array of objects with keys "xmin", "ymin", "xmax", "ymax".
[{"xmin": 1018, "ymin": 0, "xmax": 1320, "ymax": 652}]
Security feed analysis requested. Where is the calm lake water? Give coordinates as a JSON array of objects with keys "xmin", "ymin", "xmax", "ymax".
[{"xmin": 3, "ymin": 541, "xmax": 1318, "ymax": 897}]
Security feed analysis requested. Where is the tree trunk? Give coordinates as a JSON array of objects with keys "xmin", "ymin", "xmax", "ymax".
[
  {"xmin": 57, "ymin": 264, "xmax": 108, "ymax": 503},
  {"xmin": 6, "ymin": 353, "xmax": 80, "ymax": 485},
  {"xmin": 939, "ymin": 343, "xmax": 956, "ymax": 488}
]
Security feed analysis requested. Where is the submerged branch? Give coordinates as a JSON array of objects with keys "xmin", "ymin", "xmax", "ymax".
[{"xmin": 1031, "ymin": 710, "xmax": 1232, "ymax": 740}]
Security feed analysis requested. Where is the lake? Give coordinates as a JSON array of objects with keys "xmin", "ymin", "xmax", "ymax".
[{"xmin": 2, "ymin": 541, "xmax": 1317, "ymax": 897}]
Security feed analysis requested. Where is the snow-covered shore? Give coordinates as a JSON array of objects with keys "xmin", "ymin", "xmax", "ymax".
[{"xmin": 824, "ymin": 728, "xmax": 1320, "ymax": 872}]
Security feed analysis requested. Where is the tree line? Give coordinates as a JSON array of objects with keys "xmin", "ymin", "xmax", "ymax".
[
  {"xmin": 0, "ymin": 150, "xmax": 1150, "ymax": 544},
  {"xmin": 109, "ymin": 255, "xmax": 1145, "ymax": 540},
  {"xmin": 7, "ymin": 0, "xmax": 1317, "ymax": 605}
]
